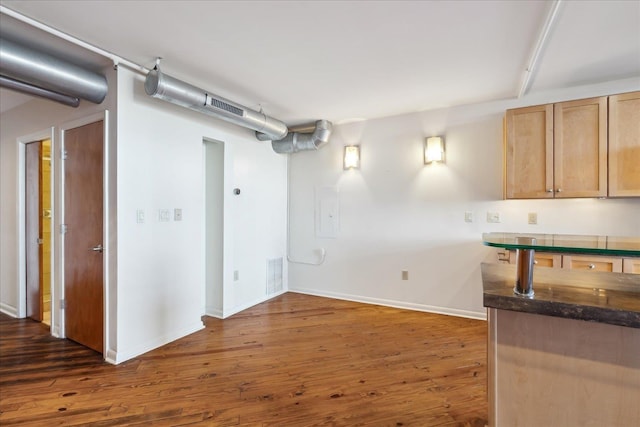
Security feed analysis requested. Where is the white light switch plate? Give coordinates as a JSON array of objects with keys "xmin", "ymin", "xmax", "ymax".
[{"xmin": 487, "ymin": 211, "xmax": 501, "ymax": 223}]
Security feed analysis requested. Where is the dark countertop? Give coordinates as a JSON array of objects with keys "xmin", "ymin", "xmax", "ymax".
[{"xmin": 481, "ymin": 263, "xmax": 640, "ymax": 328}]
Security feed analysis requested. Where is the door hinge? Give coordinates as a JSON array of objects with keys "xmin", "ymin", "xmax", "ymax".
[
  {"xmin": 60, "ymin": 299, "xmax": 66, "ymax": 309},
  {"xmin": 61, "ymin": 150, "xmax": 68, "ymax": 160},
  {"xmin": 60, "ymin": 224, "xmax": 68, "ymax": 234}
]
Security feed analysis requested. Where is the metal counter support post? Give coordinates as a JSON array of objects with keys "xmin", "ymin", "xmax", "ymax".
[{"xmin": 514, "ymin": 237, "xmax": 536, "ymax": 297}]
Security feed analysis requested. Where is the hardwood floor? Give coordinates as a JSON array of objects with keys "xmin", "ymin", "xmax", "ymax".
[{"xmin": 0, "ymin": 293, "xmax": 488, "ymax": 426}]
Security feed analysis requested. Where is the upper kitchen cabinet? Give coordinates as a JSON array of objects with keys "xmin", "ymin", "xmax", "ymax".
[
  {"xmin": 553, "ymin": 97, "xmax": 607, "ymax": 198},
  {"xmin": 505, "ymin": 93, "xmax": 638, "ymax": 199},
  {"xmin": 505, "ymin": 104, "xmax": 553, "ymax": 199},
  {"xmin": 608, "ymin": 91, "xmax": 640, "ymax": 197}
]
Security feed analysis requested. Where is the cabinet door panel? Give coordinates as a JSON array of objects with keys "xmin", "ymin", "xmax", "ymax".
[
  {"xmin": 553, "ymin": 97, "xmax": 607, "ymax": 197},
  {"xmin": 623, "ymin": 258, "xmax": 640, "ymax": 274},
  {"xmin": 505, "ymin": 105, "xmax": 553, "ymax": 199},
  {"xmin": 562, "ymin": 256, "xmax": 622, "ymax": 273},
  {"xmin": 554, "ymin": 97, "xmax": 607, "ymax": 198},
  {"xmin": 534, "ymin": 253, "xmax": 561, "ymax": 268},
  {"xmin": 609, "ymin": 91, "xmax": 640, "ymax": 197}
]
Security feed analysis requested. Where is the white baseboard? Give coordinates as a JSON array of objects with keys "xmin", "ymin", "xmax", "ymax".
[
  {"xmin": 0, "ymin": 302, "xmax": 18, "ymax": 318},
  {"xmin": 289, "ymin": 288, "xmax": 487, "ymax": 321},
  {"xmin": 220, "ymin": 289, "xmax": 288, "ymax": 319},
  {"xmin": 205, "ymin": 306, "xmax": 224, "ymax": 319},
  {"xmin": 108, "ymin": 319, "xmax": 205, "ymax": 365}
]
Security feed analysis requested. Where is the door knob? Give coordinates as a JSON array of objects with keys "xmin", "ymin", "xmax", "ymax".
[{"xmin": 91, "ymin": 244, "xmax": 104, "ymax": 253}]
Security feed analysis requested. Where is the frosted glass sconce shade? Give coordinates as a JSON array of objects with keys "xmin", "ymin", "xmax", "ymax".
[
  {"xmin": 425, "ymin": 136, "xmax": 445, "ymax": 164},
  {"xmin": 343, "ymin": 145, "xmax": 361, "ymax": 169}
]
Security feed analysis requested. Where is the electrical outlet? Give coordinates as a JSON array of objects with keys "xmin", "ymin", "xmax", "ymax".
[
  {"xmin": 174, "ymin": 208, "xmax": 183, "ymax": 221},
  {"xmin": 159, "ymin": 209, "xmax": 170, "ymax": 222},
  {"xmin": 464, "ymin": 211, "xmax": 473, "ymax": 223},
  {"xmin": 528, "ymin": 212, "xmax": 538, "ymax": 225},
  {"xmin": 233, "ymin": 270, "xmax": 239, "ymax": 281},
  {"xmin": 401, "ymin": 270, "xmax": 409, "ymax": 280},
  {"xmin": 486, "ymin": 211, "xmax": 501, "ymax": 223}
]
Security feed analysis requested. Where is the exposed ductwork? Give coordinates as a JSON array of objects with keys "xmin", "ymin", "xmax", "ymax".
[
  {"xmin": 269, "ymin": 120, "xmax": 333, "ymax": 154},
  {"xmin": 0, "ymin": 74, "xmax": 79, "ymax": 107},
  {"xmin": 144, "ymin": 68, "xmax": 289, "ymax": 141},
  {"xmin": 0, "ymin": 38, "xmax": 108, "ymax": 105}
]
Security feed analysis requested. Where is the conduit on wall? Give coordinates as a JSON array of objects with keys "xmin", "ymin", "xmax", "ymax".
[{"xmin": 0, "ymin": 37, "xmax": 108, "ymax": 106}]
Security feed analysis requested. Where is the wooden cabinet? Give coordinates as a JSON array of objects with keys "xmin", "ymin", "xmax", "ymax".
[
  {"xmin": 533, "ymin": 252, "xmax": 561, "ymax": 268},
  {"xmin": 609, "ymin": 91, "xmax": 640, "ymax": 197},
  {"xmin": 623, "ymin": 258, "xmax": 640, "ymax": 274},
  {"xmin": 505, "ymin": 92, "xmax": 639, "ymax": 199},
  {"xmin": 553, "ymin": 97, "xmax": 607, "ymax": 198},
  {"xmin": 501, "ymin": 250, "xmax": 633, "ymax": 274},
  {"xmin": 562, "ymin": 255, "xmax": 623, "ymax": 273},
  {"xmin": 505, "ymin": 105, "xmax": 553, "ymax": 199}
]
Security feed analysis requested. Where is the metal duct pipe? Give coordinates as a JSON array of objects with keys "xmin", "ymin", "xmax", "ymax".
[
  {"xmin": 270, "ymin": 120, "xmax": 333, "ymax": 154},
  {"xmin": 0, "ymin": 38, "xmax": 107, "ymax": 104},
  {"xmin": 0, "ymin": 75, "xmax": 80, "ymax": 107},
  {"xmin": 144, "ymin": 68, "xmax": 288, "ymax": 141}
]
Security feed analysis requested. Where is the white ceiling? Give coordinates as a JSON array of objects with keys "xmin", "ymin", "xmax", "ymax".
[{"xmin": 1, "ymin": 0, "xmax": 639, "ymax": 125}]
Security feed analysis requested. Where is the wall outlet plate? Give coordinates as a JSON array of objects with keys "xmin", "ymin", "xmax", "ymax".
[
  {"xmin": 528, "ymin": 212, "xmax": 538, "ymax": 225},
  {"xmin": 487, "ymin": 211, "xmax": 501, "ymax": 223}
]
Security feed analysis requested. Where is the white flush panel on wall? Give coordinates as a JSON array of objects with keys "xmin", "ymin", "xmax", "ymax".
[{"xmin": 315, "ymin": 186, "xmax": 339, "ymax": 238}]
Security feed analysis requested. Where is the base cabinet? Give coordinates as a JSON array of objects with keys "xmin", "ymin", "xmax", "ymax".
[
  {"xmin": 501, "ymin": 251, "xmax": 635, "ymax": 274},
  {"xmin": 488, "ymin": 309, "xmax": 640, "ymax": 426}
]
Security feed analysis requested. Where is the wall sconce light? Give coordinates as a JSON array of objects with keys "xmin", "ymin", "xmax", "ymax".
[
  {"xmin": 343, "ymin": 145, "xmax": 361, "ymax": 169},
  {"xmin": 424, "ymin": 136, "xmax": 445, "ymax": 164}
]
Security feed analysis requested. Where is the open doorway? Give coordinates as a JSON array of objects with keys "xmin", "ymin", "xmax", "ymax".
[
  {"xmin": 25, "ymin": 138, "xmax": 52, "ymax": 327},
  {"xmin": 204, "ymin": 138, "xmax": 224, "ymax": 318}
]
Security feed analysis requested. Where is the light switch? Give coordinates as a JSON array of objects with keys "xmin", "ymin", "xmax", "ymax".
[
  {"xmin": 464, "ymin": 211, "xmax": 473, "ymax": 223},
  {"xmin": 136, "ymin": 209, "xmax": 145, "ymax": 223},
  {"xmin": 174, "ymin": 208, "xmax": 183, "ymax": 221}
]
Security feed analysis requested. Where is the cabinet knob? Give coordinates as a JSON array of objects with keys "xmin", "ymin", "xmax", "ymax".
[
  {"xmin": 556, "ymin": 188, "xmax": 563, "ymax": 193},
  {"xmin": 534, "ymin": 260, "xmax": 539, "ymax": 265},
  {"xmin": 588, "ymin": 263, "xmax": 595, "ymax": 269},
  {"xmin": 546, "ymin": 189, "xmax": 553, "ymax": 193}
]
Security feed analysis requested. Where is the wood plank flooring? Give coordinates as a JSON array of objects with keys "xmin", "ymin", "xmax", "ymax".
[{"xmin": 0, "ymin": 293, "xmax": 487, "ymax": 426}]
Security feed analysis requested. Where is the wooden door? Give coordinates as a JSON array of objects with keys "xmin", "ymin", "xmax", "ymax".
[
  {"xmin": 25, "ymin": 141, "xmax": 43, "ymax": 321},
  {"xmin": 554, "ymin": 97, "xmax": 607, "ymax": 198},
  {"xmin": 608, "ymin": 91, "xmax": 640, "ymax": 197},
  {"xmin": 64, "ymin": 121, "xmax": 104, "ymax": 354},
  {"xmin": 505, "ymin": 104, "xmax": 554, "ymax": 199}
]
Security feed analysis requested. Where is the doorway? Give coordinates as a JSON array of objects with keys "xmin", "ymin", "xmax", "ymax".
[
  {"xmin": 204, "ymin": 139, "xmax": 224, "ymax": 317},
  {"xmin": 25, "ymin": 139, "xmax": 52, "ymax": 327},
  {"xmin": 63, "ymin": 120, "xmax": 105, "ymax": 354}
]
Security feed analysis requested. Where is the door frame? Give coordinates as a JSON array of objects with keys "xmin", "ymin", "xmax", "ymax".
[
  {"xmin": 17, "ymin": 128, "xmax": 54, "ymax": 323},
  {"xmin": 59, "ymin": 111, "xmax": 110, "ymax": 356},
  {"xmin": 17, "ymin": 110, "xmax": 111, "ymax": 355}
]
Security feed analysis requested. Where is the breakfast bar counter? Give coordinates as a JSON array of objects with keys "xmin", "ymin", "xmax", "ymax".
[{"xmin": 480, "ymin": 233, "xmax": 640, "ymax": 427}]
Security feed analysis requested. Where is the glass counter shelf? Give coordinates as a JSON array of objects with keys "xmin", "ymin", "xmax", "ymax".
[
  {"xmin": 482, "ymin": 233, "xmax": 640, "ymax": 298},
  {"xmin": 483, "ymin": 233, "xmax": 640, "ymax": 257}
]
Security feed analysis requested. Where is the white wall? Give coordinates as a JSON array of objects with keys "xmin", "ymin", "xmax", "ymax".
[
  {"xmin": 113, "ymin": 67, "xmax": 287, "ymax": 362},
  {"xmin": 288, "ymin": 78, "xmax": 640, "ymax": 319},
  {"xmin": 1, "ymin": 66, "xmax": 287, "ymax": 364}
]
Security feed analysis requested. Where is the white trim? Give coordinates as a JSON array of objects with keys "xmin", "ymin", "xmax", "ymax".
[
  {"xmin": 0, "ymin": 302, "xmax": 18, "ymax": 317},
  {"xmin": 16, "ymin": 127, "xmax": 55, "ymax": 320},
  {"xmin": 108, "ymin": 321, "xmax": 204, "ymax": 365},
  {"xmin": 289, "ymin": 288, "xmax": 488, "ymax": 321},
  {"xmin": 221, "ymin": 289, "xmax": 288, "ymax": 319}
]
